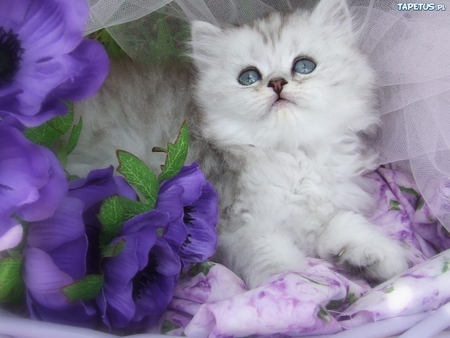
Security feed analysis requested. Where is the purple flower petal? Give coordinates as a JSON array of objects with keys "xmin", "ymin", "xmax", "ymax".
[
  {"xmin": 156, "ymin": 184, "xmax": 188, "ymax": 251},
  {"xmin": 50, "ymin": 39, "xmax": 110, "ymax": 101},
  {"xmin": 191, "ymin": 181, "xmax": 219, "ymax": 223},
  {"xmin": 100, "ymin": 211, "xmax": 169, "ymax": 328},
  {"xmin": 68, "ymin": 166, "xmax": 118, "ymax": 226},
  {"xmin": 0, "ymin": 217, "xmax": 23, "ymax": 251},
  {"xmin": 9, "ymin": 0, "xmax": 88, "ymax": 59},
  {"xmin": 17, "ymin": 147, "xmax": 67, "ymax": 221},
  {"xmin": 0, "ymin": 126, "xmax": 67, "ymax": 222},
  {"xmin": 26, "ymin": 197, "xmax": 87, "ymax": 280},
  {"xmin": 23, "ymin": 247, "xmax": 74, "ymax": 308},
  {"xmin": 133, "ymin": 238, "xmax": 181, "ymax": 324},
  {"xmin": 0, "ymin": 127, "xmax": 49, "ymax": 190},
  {"xmin": 160, "ymin": 163, "xmax": 204, "ymax": 205},
  {"xmin": 68, "ymin": 166, "xmax": 117, "ymax": 207},
  {"xmin": 182, "ymin": 218, "xmax": 218, "ymax": 264},
  {"xmin": 114, "ymin": 176, "xmax": 137, "ymax": 201},
  {"xmin": 0, "ymin": 184, "xmax": 38, "ymax": 221}
]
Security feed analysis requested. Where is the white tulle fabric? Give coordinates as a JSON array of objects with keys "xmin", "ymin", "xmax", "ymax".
[{"xmin": 84, "ymin": 0, "xmax": 450, "ymax": 230}]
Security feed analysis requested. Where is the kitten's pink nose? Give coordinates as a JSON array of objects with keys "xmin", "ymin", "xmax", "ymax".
[{"xmin": 268, "ymin": 77, "xmax": 288, "ymax": 95}]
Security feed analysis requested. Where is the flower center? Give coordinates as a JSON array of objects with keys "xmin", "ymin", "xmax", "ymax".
[
  {"xmin": 0, "ymin": 27, "xmax": 23, "ymax": 86},
  {"xmin": 181, "ymin": 234, "xmax": 192, "ymax": 250},
  {"xmin": 183, "ymin": 205, "xmax": 196, "ymax": 225},
  {"xmin": 132, "ymin": 252, "xmax": 158, "ymax": 301}
]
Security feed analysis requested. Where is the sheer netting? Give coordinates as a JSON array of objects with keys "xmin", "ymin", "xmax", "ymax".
[{"xmin": 84, "ymin": 0, "xmax": 450, "ymax": 230}]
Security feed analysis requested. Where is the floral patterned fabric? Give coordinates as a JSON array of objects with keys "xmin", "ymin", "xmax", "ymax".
[{"xmin": 149, "ymin": 168, "xmax": 450, "ymax": 337}]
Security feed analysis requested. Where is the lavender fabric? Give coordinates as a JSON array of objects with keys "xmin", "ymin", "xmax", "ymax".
[
  {"xmin": 148, "ymin": 168, "xmax": 450, "ymax": 337},
  {"xmin": 0, "ymin": 0, "xmax": 109, "ymax": 127}
]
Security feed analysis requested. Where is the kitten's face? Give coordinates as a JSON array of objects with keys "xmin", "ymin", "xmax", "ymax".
[{"xmin": 191, "ymin": 0, "xmax": 376, "ymax": 151}]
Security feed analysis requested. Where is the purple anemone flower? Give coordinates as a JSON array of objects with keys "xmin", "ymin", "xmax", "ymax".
[
  {"xmin": 24, "ymin": 166, "xmax": 182, "ymax": 331},
  {"xmin": 70, "ymin": 167, "xmax": 182, "ymax": 331},
  {"xmin": 156, "ymin": 162, "xmax": 219, "ymax": 265},
  {"xmin": 23, "ymin": 167, "xmax": 130, "ymax": 327},
  {"xmin": 0, "ymin": 123, "xmax": 67, "ymax": 251},
  {"xmin": 98, "ymin": 210, "xmax": 181, "ymax": 331},
  {"xmin": 0, "ymin": 0, "xmax": 109, "ymax": 127}
]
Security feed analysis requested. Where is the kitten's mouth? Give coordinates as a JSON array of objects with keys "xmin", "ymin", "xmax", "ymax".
[{"xmin": 272, "ymin": 97, "xmax": 292, "ymax": 107}]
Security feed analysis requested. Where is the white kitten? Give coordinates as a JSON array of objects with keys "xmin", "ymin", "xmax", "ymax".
[{"xmin": 68, "ymin": 0, "xmax": 410, "ymax": 288}]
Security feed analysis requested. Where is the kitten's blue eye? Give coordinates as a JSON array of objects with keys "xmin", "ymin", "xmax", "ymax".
[
  {"xmin": 238, "ymin": 68, "xmax": 261, "ymax": 86},
  {"xmin": 293, "ymin": 58, "xmax": 316, "ymax": 74}
]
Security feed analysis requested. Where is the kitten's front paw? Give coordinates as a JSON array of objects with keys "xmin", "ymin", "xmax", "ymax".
[
  {"xmin": 332, "ymin": 239, "xmax": 409, "ymax": 281},
  {"xmin": 318, "ymin": 212, "xmax": 409, "ymax": 282}
]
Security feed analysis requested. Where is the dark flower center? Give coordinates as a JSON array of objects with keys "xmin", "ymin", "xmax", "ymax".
[
  {"xmin": 181, "ymin": 205, "xmax": 196, "ymax": 251},
  {"xmin": 181, "ymin": 234, "xmax": 192, "ymax": 250},
  {"xmin": 0, "ymin": 27, "xmax": 23, "ymax": 86},
  {"xmin": 132, "ymin": 252, "xmax": 158, "ymax": 301},
  {"xmin": 183, "ymin": 205, "xmax": 196, "ymax": 225}
]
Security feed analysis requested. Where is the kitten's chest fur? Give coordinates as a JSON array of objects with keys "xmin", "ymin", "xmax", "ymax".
[{"xmin": 215, "ymin": 144, "xmax": 375, "ymax": 256}]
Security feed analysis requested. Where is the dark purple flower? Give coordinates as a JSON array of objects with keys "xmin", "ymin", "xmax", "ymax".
[
  {"xmin": 0, "ymin": 124, "xmax": 67, "ymax": 251},
  {"xmin": 98, "ymin": 210, "xmax": 181, "ymax": 331},
  {"xmin": 23, "ymin": 197, "xmax": 98, "ymax": 327},
  {"xmin": 156, "ymin": 162, "xmax": 219, "ymax": 265},
  {"xmin": 0, "ymin": 0, "xmax": 109, "ymax": 127},
  {"xmin": 23, "ymin": 167, "xmax": 135, "ymax": 328},
  {"xmin": 23, "ymin": 166, "xmax": 182, "ymax": 331}
]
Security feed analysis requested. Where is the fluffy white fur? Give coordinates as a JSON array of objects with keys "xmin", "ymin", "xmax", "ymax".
[{"xmin": 69, "ymin": 0, "xmax": 410, "ymax": 289}]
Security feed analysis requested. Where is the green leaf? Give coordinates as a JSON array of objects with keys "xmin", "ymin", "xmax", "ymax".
[
  {"xmin": 0, "ymin": 257, "xmax": 25, "ymax": 304},
  {"xmin": 98, "ymin": 196, "xmax": 125, "ymax": 246},
  {"xmin": 117, "ymin": 150, "xmax": 159, "ymax": 208},
  {"xmin": 443, "ymin": 259, "xmax": 450, "ymax": 273},
  {"xmin": 157, "ymin": 227, "xmax": 165, "ymax": 237},
  {"xmin": 161, "ymin": 320, "xmax": 181, "ymax": 334},
  {"xmin": 317, "ymin": 306, "xmax": 330, "ymax": 323},
  {"xmin": 23, "ymin": 102, "xmax": 74, "ymax": 147},
  {"xmin": 180, "ymin": 262, "xmax": 215, "ymax": 281},
  {"xmin": 117, "ymin": 196, "xmax": 152, "ymax": 220},
  {"xmin": 399, "ymin": 186, "xmax": 420, "ymax": 200},
  {"xmin": 47, "ymin": 102, "xmax": 74, "ymax": 134},
  {"xmin": 56, "ymin": 142, "xmax": 68, "ymax": 168},
  {"xmin": 326, "ymin": 299, "xmax": 345, "ymax": 311},
  {"xmin": 384, "ymin": 284, "xmax": 395, "ymax": 293},
  {"xmin": 389, "ymin": 200, "xmax": 402, "ymax": 211},
  {"xmin": 299, "ymin": 275, "xmax": 329, "ymax": 286},
  {"xmin": 23, "ymin": 124, "xmax": 61, "ymax": 147},
  {"xmin": 66, "ymin": 172, "xmax": 80, "ymax": 181},
  {"xmin": 89, "ymin": 29, "xmax": 127, "ymax": 59},
  {"xmin": 67, "ymin": 117, "xmax": 83, "ymax": 155},
  {"xmin": 158, "ymin": 121, "xmax": 189, "ymax": 182},
  {"xmin": 347, "ymin": 292, "xmax": 358, "ymax": 305},
  {"xmin": 416, "ymin": 198, "xmax": 425, "ymax": 211},
  {"xmin": 152, "ymin": 146, "xmax": 167, "ymax": 153},
  {"xmin": 61, "ymin": 275, "xmax": 104, "ymax": 302},
  {"xmin": 101, "ymin": 239, "xmax": 126, "ymax": 258},
  {"xmin": 443, "ymin": 227, "xmax": 450, "ymax": 238}
]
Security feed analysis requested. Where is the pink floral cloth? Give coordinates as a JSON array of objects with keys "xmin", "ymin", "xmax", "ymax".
[{"xmin": 148, "ymin": 168, "xmax": 450, "ymax": 337}]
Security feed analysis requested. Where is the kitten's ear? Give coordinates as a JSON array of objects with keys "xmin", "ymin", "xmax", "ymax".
[
  {"xmin": 190, "ymin": 21, "xmax": 222, "ymax": 60},
  {"xmin": 311, "ymin": 0, "xmax": 353, "ymax": 35},
  {"xmin": 191, "ymin": 21, "xmax": 222, "ymax": 43}
]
